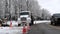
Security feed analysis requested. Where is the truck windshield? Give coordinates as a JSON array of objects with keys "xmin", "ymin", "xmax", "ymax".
[
  {"xmin": 53, "ymin": 14, "xmax": 60, "ymax": 17},
  {"xmin": 20, "ymin": 12, "xmax": 29, "ymax": 15}
]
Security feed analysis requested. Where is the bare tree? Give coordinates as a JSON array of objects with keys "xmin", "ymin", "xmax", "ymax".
[
  {"xmin": 41, "ymin": 8, "xmax": 51, "ymax": 19},
  {"xmin": 27, "ymin": 0, "xmax": 41, "ymax": 17}
]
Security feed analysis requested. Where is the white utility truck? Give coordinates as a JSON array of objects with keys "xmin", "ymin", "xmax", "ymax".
[{"xmin": 18, "ymin": 11, "xmax": 34, "ymax": 26}]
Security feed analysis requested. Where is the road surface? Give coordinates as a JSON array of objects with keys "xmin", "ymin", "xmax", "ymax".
[{"xmin": 28, "ymin": 23, "xmax": 60, "ymax": 34}]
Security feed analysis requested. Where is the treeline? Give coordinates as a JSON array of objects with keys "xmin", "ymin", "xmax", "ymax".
[{"xmin": 0, "ymin": 0, "xmax": 51, "ymax": 20}]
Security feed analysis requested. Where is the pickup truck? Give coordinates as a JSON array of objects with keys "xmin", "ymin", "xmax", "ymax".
[{"xmin": 51, "ymin": 13, "xmax": 60, "ymax": 25}]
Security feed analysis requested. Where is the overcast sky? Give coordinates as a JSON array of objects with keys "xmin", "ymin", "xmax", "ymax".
[{"xmin": 37, "ymin": 0, "xmax": 60, "ymax": 15}]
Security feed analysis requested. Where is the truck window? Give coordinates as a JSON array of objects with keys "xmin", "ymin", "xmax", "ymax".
[
  {"xmin": 53, "ymin": 14, "xmax": 60, "ymax": 18},
  {"xmin": 20, "ymin": 12, "xmax": 29, "ymax": 15}
]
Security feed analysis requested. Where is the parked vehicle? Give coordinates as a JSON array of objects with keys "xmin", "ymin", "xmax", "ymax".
[{"xmin": 51, "ymin": 13, "xmax": 60, "ymax": 25}]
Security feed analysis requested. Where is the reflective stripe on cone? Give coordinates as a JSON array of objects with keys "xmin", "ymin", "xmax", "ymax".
[{"xmin": 10, "ymin": 21, "xmax": 12, "ymax": 28}]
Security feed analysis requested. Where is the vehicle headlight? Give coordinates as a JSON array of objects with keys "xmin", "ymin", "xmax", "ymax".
[
  {"xmin": 27, "ymin": 17, "xmax": 31, "ymax": 23},
  {"xmin": 18, "ymin": 18, "xmax": 21, "ymax": 21}
]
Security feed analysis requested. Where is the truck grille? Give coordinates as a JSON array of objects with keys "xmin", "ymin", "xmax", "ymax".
[
  {"xmin": 21, "ymin": 17, "xmax": 26, "ymax": 21},
  {"xmin": 58, "ymin": 18, "xmax": 60, "ymax": 20},
  {"xmin": 57, "ymin": 18, "xmax": 60, "ymax": 23}
]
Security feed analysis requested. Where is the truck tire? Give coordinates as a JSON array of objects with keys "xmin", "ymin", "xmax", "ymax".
[
  {"xmin": 53, "ymin": 23, "xmax": 56, "ymax": 26},
  {"xmin": 29, "ymin": 21, "xmax": 34, "ymax": 26},
  {"xmin": 31, "ymin": 20, "xmax": 34, "ymax": 25},
  {"xmin": 51, "ymin": 21, "xmax": 53, "ymax": 25},
  {"xmin": 29, "ymin": 23, "xmax": 31, "ymax": 26},
  {"xmin": 18, "ymin": 24, "xmax": 21, "ymax": 26},
  {"xmin": 51, "ymin": 22, "xmax": 53, "ymax": 25}
]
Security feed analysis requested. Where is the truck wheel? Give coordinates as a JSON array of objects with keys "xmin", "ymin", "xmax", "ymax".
[
  {"xmin": 29, "ymin": 21, "xmax": 33, "ymax": 26},
  {"xmin": 51, "ymin": 21, "xmax": 53, "ymax": 25},
  {"xmin": 31, "ymin": 21, "xmax": 34, "ymax": 25},
  {"xmin": 53, "ymin": 23, "xmax": 56, "ymax": 26},
  {"xmin": 18, "ymin": 24, "xmax": 21, "ymax": 26},
  {"xmin": 29, "ymin": 23, "xmax": 31, "ymax": 26}
]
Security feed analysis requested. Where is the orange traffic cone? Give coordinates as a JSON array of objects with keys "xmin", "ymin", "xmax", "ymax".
[
  {"xmin": 10, "ymin": 21, "xmax": 12, "ymax": 28},
  {"xmin": 23, "ymin": 26, "xmax": 27, "ymax": 34}
]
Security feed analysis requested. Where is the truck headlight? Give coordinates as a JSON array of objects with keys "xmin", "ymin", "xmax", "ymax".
[{"xmin": 27, "ymin": 17, "xmax": 31, "ymax": 23}]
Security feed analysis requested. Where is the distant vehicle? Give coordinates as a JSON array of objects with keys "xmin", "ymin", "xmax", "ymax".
[
  {"xmin": 51, "ymin": 13, "xmax": 60, "ymax": 25},
  {"xmin": 18, "ymin": 11, "xmax": 34, "ymax": 26}
]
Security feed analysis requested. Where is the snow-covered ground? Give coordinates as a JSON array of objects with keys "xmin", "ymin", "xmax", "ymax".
[
  {"xmin": 2, "ymin": 21, "xmax": 18, "ymax": 26},
  {"xmin": 7, "ymin": 21, "xmax": 18, "ymax": 26},
  {"xmin": 0, "ymin": 27, "xmax": 23, "ymax": 34},
  {"xmin": 34, "ymin": 20, "xmax": 51, "ymax": 24}
]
